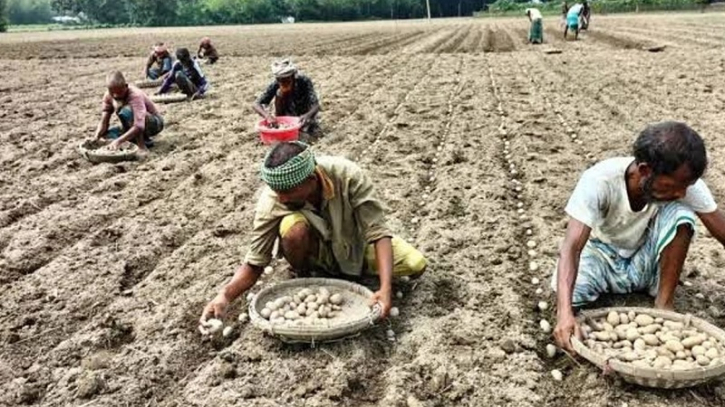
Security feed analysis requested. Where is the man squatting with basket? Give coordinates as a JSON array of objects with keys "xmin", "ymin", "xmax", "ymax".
[
  {"xmin": 552, "ymin": 122, "xmax": 725, "ymax": 352},
  {"xmin": 253, "ymin": 59, "xmax": 321, "ymax": 136},
  {"xmin": 95, "ymin": 71, "xmax": 164, "ymax": 153},
  {"xmin": 200, "ymin": 141, "xmax": 427, "ymax": 327}
]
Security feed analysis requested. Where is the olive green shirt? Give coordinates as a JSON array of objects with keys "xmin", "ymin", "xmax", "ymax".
[{"xmin": 244, "ymin": 156, "xmax": 393, "ymax": 276}]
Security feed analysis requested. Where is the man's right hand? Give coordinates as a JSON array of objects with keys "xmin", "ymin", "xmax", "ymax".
[
  {"xmin": 554, "ymin": 311, "xmax": 582, "ymax": 352},
  {"xmin": 200, "ymin": 292, "xmax": 230, "ymax": 325},
  {"xmin": 266, "ymin": 115, "xmax": 278, "ymax": 127}
]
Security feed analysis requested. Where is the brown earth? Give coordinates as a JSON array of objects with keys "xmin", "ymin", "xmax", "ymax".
[{"xmin": 2, "ymin": 12, "xmax": 725, "ymax": 407}]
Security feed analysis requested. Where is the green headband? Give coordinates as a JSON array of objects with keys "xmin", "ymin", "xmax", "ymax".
[{"xmin": 260, "ymin": 142, "xmax": 316, "ymax": 191}]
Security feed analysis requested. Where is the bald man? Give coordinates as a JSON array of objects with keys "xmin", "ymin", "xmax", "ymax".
[{"xmin": 95, "ymin": 71, "xmax": 164, "ymax": 152}]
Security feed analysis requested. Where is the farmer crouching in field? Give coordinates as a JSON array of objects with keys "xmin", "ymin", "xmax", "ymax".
[
  {"xmin": 145, "ymin": 43, "xmax": 174, "ymax": 80},
  {"xmin": 200, "ymin": 141, "xmax": 427, "ymax": 326},
  {"xmin": 253, "ymin": 59, "xmax": 321, "ymax": 137},
  {"xmin": 156, "ymin": 48, "xmax": 209, "ymax": 100},
  {"xmin": 552, "ymin": 122, "xmax": 725, "ymax": 352},
  {"xmin": 95, "ymin": 71, "xmax": 164, "ymax": 153},
  {"xmin": 526, "ymin": 8, "xmax": 544, "ymax": 44},
  {"xmin": 197, "ymin": 37, "xmax": 219, "ymax": 65},
  {"xmin": 564, "ymin": 3, "xmax": 584, "ymax": 40}
]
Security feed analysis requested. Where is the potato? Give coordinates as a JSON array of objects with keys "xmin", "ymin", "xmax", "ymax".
[
  {"xmin": 675, "ymin": 351, "xmax": 687, "ymax": 360},
  {"xmin": 639, "ymin": 324, "xmax": 661, "ymax": 335},
  {"xmin": 705, "ymin": 348, "xmax": 719, "ymax": 359},
  {"xmin": 653, "ymin": 356, "xmax": 672, "ymax": 369},
  {"xmin": 207, "ymin": 318, "xmax": 224, "ymax": 334},
  {"xmin": 305, "ymin": 295, "xmax": 318, "ymax": 303},
  {"xmin": 261, "ymin": 308, "xmax": 272, "ymax": 319},
  {"xmin": 317, "ymin": 295, "xmax": 330, "ymax": 305},
  {"xmin": 702, "ymin": 341, "xmax": 713, "ymax": 350},
  {"xmin": 692, "ymin": 345, "xmax": 706, "ymax": 357},
  {"xmin": 643, "ymin": 349, "xmax": 658, "ymax": 361},
  {"xmin": 328, "ymin": 311, "xmax": 339, "ymax": 318},
  {"xmin": 613, "ymin": 340, "xmax": 633, "ymax": 349},
  {"xmin": 628, "ymin": 311, "xmax": 636, "ymax": 321},
  {"xmin": 681, "ymin": 335, "xmax": 706, "ymax": 349},
  {"xmin": 672, "ymin": 360, "xmax": 692, "ymax": 370},
  {"xmin": 296, "ymin": 304, "xmax": 307, "ymax": 316},
  {"xmin": 551, "ymin": 369, "xmax": 563, "ymax": 381},
  {"xmin": 330, "ymin": 293, "xmax": 343, "ymax": 305},
  {"xmin": 642, "ymin": 334, "xmax": 660, "ymax": 346},
  {"xmin": 634, "ymin": 314, "xmax": 655, "ymax": 327},
  {"xmin": 666, "ymin": 340, "xmax": 685, "ymax": 353},
  {"xmin": 656, "ymin": 347, "xmax": 676, "ymax": 360},
  {"xmin": 284, "ymin": 311, "xmax": 300, "ymax": 320},
  {"xmin": 318, "ymin": 307, "xmax": 329, "ymax": 318},
  {"xmin": 332, "ymin": 305, "xmax": 342, "ymax": 311},
  {"xmin": 618, "ymin": 352, "xmax": 639, "ymax": 362},
  {"xmin": 546, "ymin": 344, "xmax": 557, "ymax": 358},
  {"xmin": 299, "ymin": 288, "xmax": 312, "ymax": 298},
  {"xmin": 308, "ymin": 311, "xmax": 319, "ymax": 319},
  {"xmin": 654, "ymin": 317, "xmax": 664, "ymax": 324},
  {"xmin": 619, "ymin": 313, "xmax": 630, "ymax": 325},
  {"xmin": 633, "ymin": 339, "xmax": 646, "ymax": 351},
  {"xmin": 696, "ymin": 355, "xmax": 710, "ymax": 366},
  {"xmin": 607, "ymin": 311, "xmax": 621, "ymax": 326},
  {"xmin": 602, "ymin": 322, "xmax": 614, "ymax": 332},
  {"xmin": 626, "ymin": 328, "xmax": 640, "ymax": 342},
  {"xmin": 318, "ymin": 287, "xmax": 330, "ymax": 297},
  {"xmin": 293, "ymin": 294, "xmax": 302, "ymax": 304},
  {"xmin": 274, "ymin": 298, "xmax": 286, "ymax": 308},
  {"xmin": 307, "ymin": 302, "xmax": 319, "ymax": 311},
  {"xmin": 540, "ymin": 319, "xmax": 552, "ymax": 333},
  {"xmin": 593, "ymin": 332, "xmax": 611, "ymax": 341},
  {"xmin": 663, "ymin": 321, "xmax": 684, "ymax": 330}
]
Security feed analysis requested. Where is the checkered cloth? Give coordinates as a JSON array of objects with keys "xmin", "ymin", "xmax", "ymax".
[{"xmin": 260, "ymin": 142, "xmax": 316, "ymax": 191}]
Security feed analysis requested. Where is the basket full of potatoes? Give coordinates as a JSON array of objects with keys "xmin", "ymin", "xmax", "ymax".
[
  {"xmin": 572, "ymin": 307, "xmax": 725, "ymax": 388},
  {"xmin": 248, "ymin": 278, "xmax": 382, "ymax": 343}
]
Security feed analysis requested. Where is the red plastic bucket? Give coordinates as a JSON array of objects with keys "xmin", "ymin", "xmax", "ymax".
[{"xmin": 256, "ymin": 116, "xmax": 302, "ymax": 144}]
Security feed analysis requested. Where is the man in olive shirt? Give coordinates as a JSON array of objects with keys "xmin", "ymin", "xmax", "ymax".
[{"xmin": 200, "ymin": 141, "xmax": 427, "ymax": 325}]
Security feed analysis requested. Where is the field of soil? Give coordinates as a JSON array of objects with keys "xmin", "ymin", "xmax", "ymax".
[{"xmin": 2, "ymin": 12, "xmax": 725, "ymax": 407}]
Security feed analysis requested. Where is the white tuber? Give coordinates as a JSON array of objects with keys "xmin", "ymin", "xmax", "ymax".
[
  {"xmin": 531, "ymin": 277, "xmax": 540, "ymax": 285},
  {"xmin": 264, "ymin": 266, "xmax": 273, "ymax": 275},
  {"xmin": 390, "ymin": 307, "xmax": 400, "ymax": 317},
  {"xmin": 222, "ymin": 326, "xmax": 233, "ymax": 337},
  {"xmin": 551, "ymin": 369, "xmax": 563, "ymax": 381},
  {"xmin": 540, "ymin": 319, "xmax": 552, "ymax": 333},
  {"xmin": 207, "ymin": 318, "xmax": 223, "ymax": 334},
  {"xmin": 546, "ymin": 344, "xmax": 557, "ymax": 358},
  {"xmin": 526, "ymin": 240, "xmax": 537, "ymax": 248},
  {"xmin": 529, "ymin": 262, "xmax": 539, "ymax": 272},
  {"xmin": 330, "ymin": 293, "xmax": 343, "ymax": 305},
  {"xmin": 538, "ymin": 301, "xmax": 549, "ymax": 311}
]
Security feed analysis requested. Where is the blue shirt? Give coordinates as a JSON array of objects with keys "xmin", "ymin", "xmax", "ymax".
[{"xmin": 160, "ymin": 59, "xmax": 209, "ymax": 95}]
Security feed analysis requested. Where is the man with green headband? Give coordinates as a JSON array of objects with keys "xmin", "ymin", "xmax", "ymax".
[{"xmin": 200, "ymin": 141, "xmax": 427, "ymax": 325}]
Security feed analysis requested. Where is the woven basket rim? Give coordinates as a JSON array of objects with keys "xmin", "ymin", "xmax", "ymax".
[
  {"xmin": 134, "ymin": 78, "xmax": 164, "ymax": 88},
  {"xmin": 77, "ymin": 140, "xmax": 138, "ymax": 163},
  {"xmin": 573, "ymin": 307, "xmax": 725, "ymax": 385},
  {"xmin": 248, "ymin": 277, "xmax": 381, "ymax": 343}
]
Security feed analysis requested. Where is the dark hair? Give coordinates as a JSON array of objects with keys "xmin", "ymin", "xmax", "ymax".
[
  {"xmin": 633, "ymin": 121, "xmax": 707, "ymax": 180},
  {"xmin": 176, "ymin": 47, "xmax": 191, "ymax": 62},
  {"xmin": 265, "ymin": 142, "xmax": 307, "ymax": 168}
]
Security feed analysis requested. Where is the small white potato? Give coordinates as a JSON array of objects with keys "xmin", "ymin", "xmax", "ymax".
[
  {"xmin": 705, "ymin": 348, "xmax": 719, "ymax": 359},
  {"xmin": 307, "ymin": 302, "xmax": 319, "ymax": 311},
  {"xmin": 682, "ymin": 335, "xmax": 706, "ymax": 349},
  {"xmin": 551, "ymin": 369, "xmax": 563, "ymax": 381},
  {"xmin": 261, "ymin": 308, "xmax": 272, "ymax": 319},
  {"xmin": 296, "ymin": 304, "xmax": 307, "ymax": 316},
  {"xmin": 626, "ymin": 328, "xmax": 640, "ymax": 342},
  {"xmin": 284, "ymin": 311, "xmax": 300, "ymax": 320},
  {"xmin": 535, "ymin": 288, "xmax": 544, "ymax": 295},
  {"xmin": 653, "ymin": 356, "xmax": 672, "ymax": 369},
  {"xmin": 602, "ymin": 322, "xmax": 614, "ymax": 332},
  {"xmin": 529, "ymin": 262, "xmax": 539, "ymax": 272},
  {"xmin": 319, "ymin": 287, "xmax": 330, "ymax": 297},
  {"xmin": 308, "ymin": 311, "xmax": 319, "ymax": 319},
  {"xmin": 692, "ymin": 345, "xmax": 706, "ymax": 357},
  {"xmin": 528, "ymin": 250, "xmax": 537, "ymax": 257},
  {"xmin": 666, "ymin": 340, "xmax": 685, "ymax": 353},
  {"xmin": 663, "ymin": 321, "xmax": 684, "ymax": 330},
  {"xmin": 526, "ymin": 240, "xmax": 537, "ymax": 248},
  {"xmin": 274, "ymin": 298, "xmax": 286, "ymax": 308},
  {"xmin": 634, "ymin": 314, "xmax": 655, "ymax": 327},
  {"xmin": 619, "ymin": 313, "xmax": 630, "ymax": 325},
  {"xmin": 222, "ymin": 326, "xmax": 233, "ymax": 337},
  {"xmin": 531, "ymin": 277, "xmax": 540, "ymax": 285},
  {"xmin": 618, "ymin": 352, "xmax": 639, "ymax": 362},
  {"xmin": 593, "ymin": 332, "xmax": 611, "ymax": 341},
  {"xmin": 331, "ymin": 305, "xmax": 341, "ymax": 311},
  {"xmin": 238, "ymin": 313, "xmax": 249, "ymax": 323},
  {"xmin": 305, "ymin": 295, "xmax": 318, "ymax": 303},
  {"xmin": 207, "ymin": 318, "xmax": 223, "ymax": 334},
  {"xmin": 270, "ymin": 311, "xmax": 280, "ymax": 320},
  {"xmin": 316, "ymin": 295, "xmax": 329, "ymax": 305},
  {"xmin": 540, "ymin": 319, "xmax": 552, "ymax": 333},
  {"xmin": 642, "ymin": 334, "xmax": 659, "ymax": 346},
  {"xmin": 633, "ymin": 339, "xmax": 646, "ymax": 351},
  {"xmin": 330, "ymin": 293, "xmax": 343, "ymax": 305},
  {"xmin": 396, "ymin": 291, "xmax": 404, "ymax": 299},
  {"xmin": 672, "ymin": 360, "xmax": 692, "ymax": 370},
  {"xmin": 710, "ymin": 358, "xmax": 721, "ymax": 367},
  {"xmin": 639, "ymin": 324, "xmax": 661, "ymax": 335},
  {"xmin": 293, "ymin": 294, "xmax": 302, "ymax": 304},
  {"xmin": 318, "ymin": 308, "xmax": 329, "ymax": 318},
  {"xmin": 702, "ymin": 341, "xmax": 713, "ymax": 350},
  {"xmin": 537, "ymin": 301, "xmax": 548, "ymax": 311},
  {"xmin": 386, "ymin": 329, "xmax": 395, "ymax": 338},
  {"xmin": 676, "ymin": 351, "xmax": 687, "ymax": 360},
  {"xmin": 632, "ymin": 360, "xmax": 650, "ymax": 368},
  {"xmin": 697, "ymin": 355, "xmax": 711, "ymax": 366},
  {"xmin": 246, "ymin": 293, "xmax": 255, "ymax": 302},
  {"xmin": 390, "ymin": 307, "xmax": 400, "ymax": 317},
  {"xmin": 546, "ymin": 344, "xmax": 557, "ymax": 358},
  {"xmin": 607, "ymin": 311, "xmax": 621, "ymax": 326},
  {"xmin": 643, "ymin": 349, "xmax": 658, "ymax": 361},
  {"xmin": 628, "ymin": 311, "xmax": 636, "ymax": 321},
  {"xmin": 613, "ymin": 340, "xmax": 633, "ymax": 349}
]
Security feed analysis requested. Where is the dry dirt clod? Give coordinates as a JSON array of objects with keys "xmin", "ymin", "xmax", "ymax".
[
  {"xmin": 75, "ymin": 371, "xmax": 106, "ymax": 399},
  {"xmin": 500, "ymin": 338, "xmax": 517, "ymax": 354}
]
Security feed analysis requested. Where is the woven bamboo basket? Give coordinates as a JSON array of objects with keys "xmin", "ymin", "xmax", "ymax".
[
  {"xmin": 249, "ymin": 278, "xmax": 382, "ymax": 344},
  {"xmin": 134, "ymin": 78, "xmax": 164, "ymax": 88},
  {"xmin": 572, "ymin": 307, "xmax": 725, "ymax": 388},
  {"xmin": 150, "ymin": 93, "xmax": 188, "ymax": 104},
  {"xmin": 77, "ymin": 139, "xmax": 138, "ymax": 163}
]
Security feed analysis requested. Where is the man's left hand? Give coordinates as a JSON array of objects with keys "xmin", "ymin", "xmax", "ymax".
[
  {"xmin": 299, "ymin": 114, "xmax": 309, "ymax": 126},
  {"xmin": 369, "ymin": 289, "xmax": 392, "ymax": 318}
]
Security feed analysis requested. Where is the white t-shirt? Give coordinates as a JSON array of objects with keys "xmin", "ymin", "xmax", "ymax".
[
  {"xmin": 527, "ymin": 8, "xmax": 543, "ymax": 20},
  {"xmin": 565, "ymin": 157, "xmax": 717, "ymax": 258}
]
